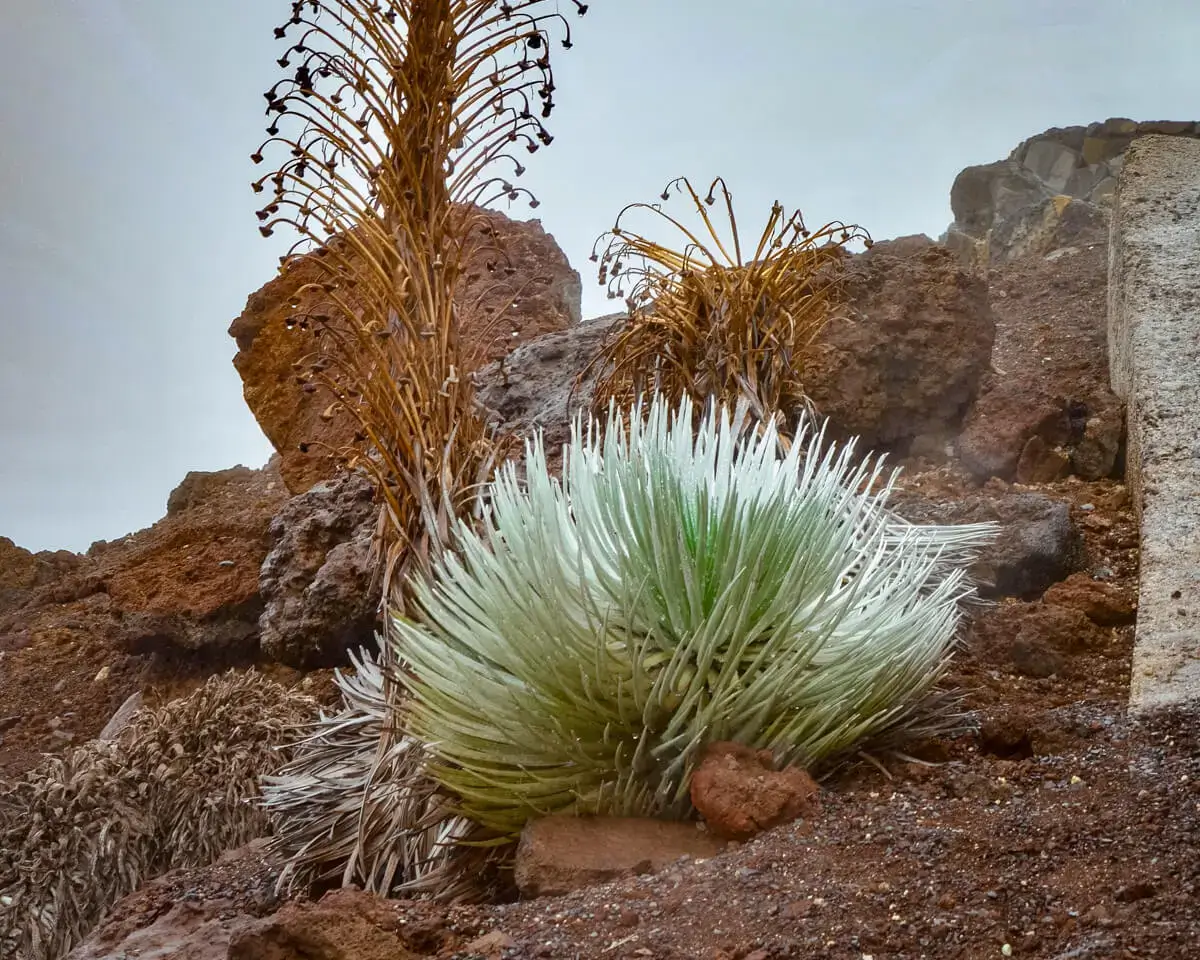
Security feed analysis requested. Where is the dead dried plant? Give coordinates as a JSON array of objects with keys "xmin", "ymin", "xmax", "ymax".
[
  {"xmin": 253, "ymin": 0, "xmax": 586, "ymax": 602},
  {"xmin": 0, "ymin": 672, "xmax": 316, "ymax": 960},
  {"xmin": 253, "ymin": 0, "xmax": 588, "ymax": 903},
  {"xmin": 586, "ymin": 177, "xmax": 871, "ymax": 434}
]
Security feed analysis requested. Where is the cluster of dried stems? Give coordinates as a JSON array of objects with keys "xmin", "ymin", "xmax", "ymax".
[
  {"xmin": 0, "ymin": 673, "xmax": 315, "ymax": 960},
  {"xmin": 253, "ymin": 0, "xmax": 589, "ymax": 902},
  {"xmin": 252, "ymin": 0, "xmax": 586, "ymax": 608},
  {"xmin": 253, "ymin": 0, "xmax": 892, "ymax": 906},
  {"xmin": 586, "ymin": 177, "xmax": 871, "ymax": 437}
]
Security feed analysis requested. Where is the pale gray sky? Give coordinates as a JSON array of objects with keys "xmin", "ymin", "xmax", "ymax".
[{"xmin": 2, "ymin": 1, "xmax": 1197, "ymax": 551}]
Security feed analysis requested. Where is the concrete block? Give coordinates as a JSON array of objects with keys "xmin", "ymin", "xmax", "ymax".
[{"xmin": 1107, "ymin": 135, "xmax": 1200, "ymax": 712}]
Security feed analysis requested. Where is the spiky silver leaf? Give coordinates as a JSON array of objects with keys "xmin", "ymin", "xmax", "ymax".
[{"xmin": 393, "ymin": 393, "xmax": 998, "ymax": 839}]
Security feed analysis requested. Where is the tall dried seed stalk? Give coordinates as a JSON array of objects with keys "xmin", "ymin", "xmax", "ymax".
[
  {"xmin": 253, "ymin": 0, "xmax": 586, "ymax": 605},
  {"xmin": 586, "ymin": 176, "xmax": 871, "ymax": 437},
  {"xmin": 254, "ymin": 0, "xmax": 588, "ymax": 901}
]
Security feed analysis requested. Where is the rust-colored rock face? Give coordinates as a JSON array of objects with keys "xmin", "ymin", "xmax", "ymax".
[
  {"xmin": 689, "ymin": 742, "xmax": 821, "ymax": 842},
  {"xmin": 957, "ymin": 243, "xmax": 1122, "ymax": 482},
  {"xmin": 228, "ymin": 889, "xmax": 423, "ymax": 960},
  {"xmin": 0, "ymin": 462, "xmax": 288, "ymax": 777},
  {"xmin": 801, "ymin": 239, "xmax": 996, "ymax": 450},
  {"xmin": 228, "ymin": 208, "xmax": 582, "ymax": 494},
  {"xmin": 1043, "ymin": 572, "xmax": 1137, "ymax": 627},
  {"xmin": 0, "ymin": 536, "xmax": 82, "ymax": 616}
]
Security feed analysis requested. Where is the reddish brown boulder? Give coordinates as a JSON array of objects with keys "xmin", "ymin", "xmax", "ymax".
[
  {"xmin": 971, "ymin": 598, "xmax": 1107, "ymax": 680},
  {"xmin": 228, "ymin": 889, "xmax": 422, "ymax": 960},
  {"xmin": 1044, "ymin": 572, "xmax": 1137, "ymax": 626},
  {"xmin": 957, "ymin": 243, "xmax": 1124, "ymax": 482},
  {"xmin": 689, "ymin": 742, "xmax": 820, "ymax": 841},
  {"xmin": 513, "ymin": 815, "xmax": 725, "ymax": 898},
  {"xmin": 958, "ymin": 389, "xmax": 1068, "ymax": 481},
  {"xmin": 228, "ymin": 209, "xmax": 582, "ymax": 494},
  {"xmin": 801, "ymin": 241, "xmax": 995, "ymax": 451},
  {"xmin": 1005, "ymin": 602, "xmax": 1105, "ymax": 678},
  {"xmin": 1016, "ymin": 602, "xmax": 1105, "ymax": 653}
]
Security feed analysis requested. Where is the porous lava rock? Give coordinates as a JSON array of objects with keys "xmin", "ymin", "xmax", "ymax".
[
  {"xmin": 229, "ymin": 209, "xmax": 582, "ymax": 494},
  {"xmin": 258, "ymin": 472, "xmax": 379, "ymax": 667},
  {"xmin": 689, "ymin": 741, "xmax": 821, "ymax": 841}
]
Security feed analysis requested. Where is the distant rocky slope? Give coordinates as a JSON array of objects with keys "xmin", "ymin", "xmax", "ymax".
[{"xmin": 943, "ymin": 117, "xmax": 1199, "ymax": 265}]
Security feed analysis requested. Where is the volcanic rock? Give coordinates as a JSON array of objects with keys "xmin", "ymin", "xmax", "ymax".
[
  {"xmin": 894, "ymin": 491, "xmax": 1080, "ymax": 599},
  {"xmin": 258, "ymin": 472, "xmax": 379, "ymax": 667},
  {"xmin": 690, "ymin": 742, "xmax": 821, "ymax": 841},
  {"xmin": 942, "ymin": 118, "xmax": 1199, "ymax": 265},
  {"xmin": 229, "ymin": 209, "xmax": 582, "ymax": 494},
  {"xmin": 800, "ymin": 240, "xmax": 995, "ymax": 450}
]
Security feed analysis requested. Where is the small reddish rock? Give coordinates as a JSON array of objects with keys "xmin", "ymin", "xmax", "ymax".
[
  {"xmin": 1043, "ymin": 572, "xmax": 1136, "ymax": 626},
  {"xmin": 689, "ymin": 742, "xmax": 820, "ymax": 841},
  {"xmin": 227, "ymin": 889, "xmax": 419, "ymax": 960},
  {"xmin": 465, "ymin": 929, "xmax": 516, "ymax": 959},
  {"xmin": 1015, "ymin": 435, "xmax": 1070, "ymax": 484}
]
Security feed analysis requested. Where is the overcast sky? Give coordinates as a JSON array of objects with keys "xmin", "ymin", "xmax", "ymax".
[{"xmin": 2, "ymin": 1, "xmax": 1197, "ymax": 552}]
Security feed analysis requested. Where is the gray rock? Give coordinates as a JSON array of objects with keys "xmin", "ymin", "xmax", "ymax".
[
  {"xmin": 943, "ymin": 118, "xmax": 1200, "ymax": 265},
  {"xmin": 949, "ymin": 160, "xmax": 1050, "ymax": 242},
  {"xmin": 1023, "ymin": 139, "xmax": 1080, "ymax": 193},
  {"xmin": 895, "ymin": 492, "xmax": 1080, "ymax": 599},
  {"xmin": 475, "ymin": 312, "xmax": 622, "ymax": 456},
  {"xmin": 258, "ymin": 473, "xmax": 379, "ymax": 668}
]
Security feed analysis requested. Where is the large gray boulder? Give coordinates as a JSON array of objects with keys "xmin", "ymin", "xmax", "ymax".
[
  {"xmin": 258, "ymin": 472, "xmax": 379, "ymax": 668},
  {"xmin": 942, "ymin": 118, "xmax": 1199, "ymax": 265}
]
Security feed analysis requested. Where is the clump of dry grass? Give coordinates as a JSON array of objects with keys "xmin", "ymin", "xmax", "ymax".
[
  {"xmin": 0, "ymin": 672, "xmax": 316, "ymax": 960},
  {"xmin": 261, "ymin": 649, "xmax": 494, "ymax": 903},
  {"xmin": 586, "ymin": 176, "xmax": 871, "ymax": 434}
]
